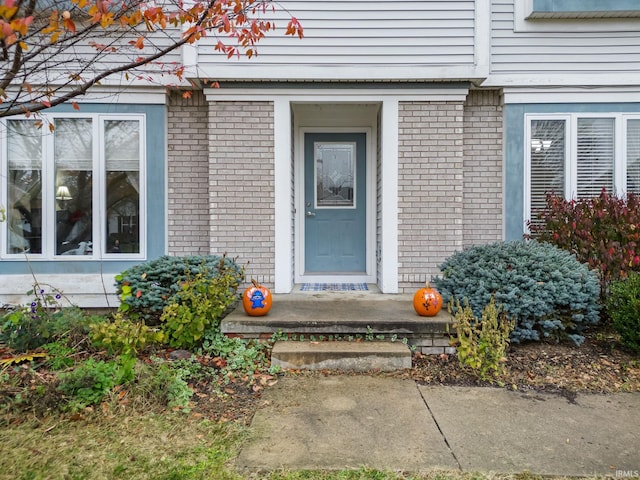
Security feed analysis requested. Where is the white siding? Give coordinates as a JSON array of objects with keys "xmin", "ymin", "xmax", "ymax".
[
  {"xmin": 489, "ymin": 0, "xmax": 640, "ymax": 85},
  {"xmin": 22, "ymin": 25, "xmax": 183, "ymax": 88},
  {"xmin": 192, "ymin": 0, "xmax": 478, "ymax": 80}
]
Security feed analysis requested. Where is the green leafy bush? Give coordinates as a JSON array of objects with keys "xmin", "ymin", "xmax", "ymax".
[
  {"xmin": 1, "ymin": 288, "xmax": 89, "ymax": 353},
  {"xmin": 606, "ymin": 272, "xmax": 640, "ymax": 354},
  {"xmin": 57, "ymin": 356, "xmax": 136, "ymax": 411},
  {"xmin": 160, "ymin": 269, "xmax": 240, "ymax": 349},
  {"xmin": 42, "ymin": 342, "xmax": 77, "ymax": 370},
  {"xmin": 451, "ymin": 296, "xmax": 514, "ymax": 383},
  {"xmin": 434, "ymin": 241, "xmax": 600, "ymax": 345},
  {"xmin": 528, "ymin": 190, "xmax": 640, "ymax": 296},
  {"xmin": 129, "ymin": 360, "xmax": 194, "ymax": 412},
  {"xmin": 115, "ymin": 254, "xmax": 243, "ymax": 322},
  {"xmin": 200, "ymin": 330, "xmax": 274, "ymax": 382},
  {"xmin": 89, "ymin": 313, "xmax": 165, "ymax": 356}
]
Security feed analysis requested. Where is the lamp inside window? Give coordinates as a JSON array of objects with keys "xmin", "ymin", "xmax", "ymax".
[{"xmin": 55, "ymin": 185, "xmax": 72, "ymax": 202}]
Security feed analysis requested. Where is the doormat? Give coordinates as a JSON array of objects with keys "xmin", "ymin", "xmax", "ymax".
[{"xmin": 300, "ymin": 283, "xmax": 369, "ymax": 292}]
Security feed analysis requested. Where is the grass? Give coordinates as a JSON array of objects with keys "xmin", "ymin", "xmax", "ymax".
[
  {"xmin": 0, "ymin": 411, "xmax": 589, "ymax": 480},
  {"xmin": 0, "ymin": 411, "xmax": 245, "ymax": 480}
]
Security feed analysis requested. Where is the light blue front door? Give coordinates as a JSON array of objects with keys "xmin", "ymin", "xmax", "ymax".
[{"xmin": 304, "ymin": 133, "xmax": 366, "ymax": 273}]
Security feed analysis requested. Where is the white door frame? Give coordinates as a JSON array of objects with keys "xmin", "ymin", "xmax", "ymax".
[{"xmin": 294, "ymin": 125, "xmax": 376, "ymax": 284}]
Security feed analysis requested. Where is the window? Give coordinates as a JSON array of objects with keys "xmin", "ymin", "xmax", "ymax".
[
  {"xmin": 526, "ymin": 114, "xmax": 640, "ymax": 227},
  {"xmin": 2, "ymin": 114, "xmax": 145, "ymax": 259},
  {"xmin": 528, "ymin": 0, "xmax": 640, "ymax": 19},
  {"xmin": 515, "ymin": 0, "xmax": 640, "ymax": 32}
]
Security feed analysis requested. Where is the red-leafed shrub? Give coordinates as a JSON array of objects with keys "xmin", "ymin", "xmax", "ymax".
[{"xmin": 527, "ymin": 189, "xmax": 640, "ymax": 297}]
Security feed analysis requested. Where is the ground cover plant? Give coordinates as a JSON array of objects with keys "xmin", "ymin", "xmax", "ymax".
[{"xmin": 434, "ymin": 240, "xmax": 600, "ymax": 345}]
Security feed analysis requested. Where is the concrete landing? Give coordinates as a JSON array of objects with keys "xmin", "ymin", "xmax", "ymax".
[
  {"xmin": 271, "ymin": 341, "xmax": 412, "ymax": 371},
  {"xmin": 222, "ymin": 292, "xmax": 452, "ymax": 338}
]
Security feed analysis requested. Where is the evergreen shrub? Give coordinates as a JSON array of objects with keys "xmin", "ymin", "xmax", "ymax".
[
  {"xmin": 434, "ymin": 241, "xmax": 600, "ymax": 345},
  {"xmin": 115, "ymin": 254, "xmax": 243, "ymax": 322},
  {"xmin": 606, "ymin": 272, "xmax": 640, "ymax": 354}
]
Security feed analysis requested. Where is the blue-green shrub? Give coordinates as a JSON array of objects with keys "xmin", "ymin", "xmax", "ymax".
[
  {"xmin": 434, "ymin": 241, "xmax": 600, "ymax": 345},
  {"xmin": 115, "ymin": 254, "xmax": 243, "ymax": 322},
  {"xmin": 606, "ymin": 272, "xmax": 640, "ymax": 354}
]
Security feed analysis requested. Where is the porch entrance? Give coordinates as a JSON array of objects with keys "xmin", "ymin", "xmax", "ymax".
[{"xmin": 303, "ymin": 132, "xmax": 367, "ymax": 274}]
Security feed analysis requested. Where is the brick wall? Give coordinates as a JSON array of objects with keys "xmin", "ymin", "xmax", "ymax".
[
  {"xmin": 167, "ymin": 91, "xmax": 211, "ymax": 255},
  {"xmin": 462, "ymin": 90, "xmax": 503, "ymax": 247},
  {"xmin": 397, "ymin": 101, "xmax": 464, "ymax": 293},
  {"xmin": 208, "ymin": 101, "xmax": 275, "ymax": 287}
]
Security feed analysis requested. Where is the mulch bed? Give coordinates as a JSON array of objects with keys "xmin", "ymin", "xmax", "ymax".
[{"xmin": 2, "ymin": 329, "xmax": 638, "ymax": 426}]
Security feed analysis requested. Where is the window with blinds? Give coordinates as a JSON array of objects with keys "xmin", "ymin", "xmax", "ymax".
[
  {"xmin": 2, "ymin": 113, "xmax": 145, "ymax": 259},
  {"xmin": 530, "ymin": 119, "xmax": 566, "ymax": 225},
  {"xmin": 105, "ymin": 119, "xmax": 141, "ymax": 254},
  {"xmin": 54, "ymin": 118, "xmax": 94, "ymax": 255},
  {"xmin": 6, "ymin": 120, "xmax": 43, "ymax": 254},
  {"xmin": 627, "ymin": 119, "xmax": 640, "ymax": 194},
  {"xmin": 526, "ymin": 114, "xmax": 640, "ymax": 228},
  {"xmin": 577, "ymin": 118, "xmax": 615, "ymax": 198}
]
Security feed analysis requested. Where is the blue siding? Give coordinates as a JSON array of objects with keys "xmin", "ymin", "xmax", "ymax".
[
  {"xmin": 1, "ymin": 104, "xmax": 166, "ymax": 275},
  {"xmin": 504, "ymin": 102, "xmax": 640, "ymax": 241}
]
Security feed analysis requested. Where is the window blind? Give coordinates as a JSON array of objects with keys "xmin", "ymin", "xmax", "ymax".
[
  {"xmin": 54, "ymin": 118, "xmax": 93, "ymax": 170},
  {"xmin": 627, "ymin": 119, "xmax": 640, "ymax": 194},
  {"xmin": 577, "ymin": 118, "xmax": 614, "ymax": 198},
  {"xmin": 105, "ymin": 120, "xmax": 140, "ymax": 172},
  {"xmin": 7, "ymin": 120, "xmax": 42, "ymax": 170},
  {"xmin": 530, "ymin": 119, "xmax": 566, "ymax": 222}
]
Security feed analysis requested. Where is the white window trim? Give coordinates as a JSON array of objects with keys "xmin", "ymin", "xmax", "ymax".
[
  {"xmin": 524, "ymin": 112, "xmax": 640, "ymax": 231},
  {"xmin": 0, "ymin": 113, "xmax": 146, "ymax": 261}
]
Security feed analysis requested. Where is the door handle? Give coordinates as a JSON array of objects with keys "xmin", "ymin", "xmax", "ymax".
[{"xmin": 305, "ymin": 211, "xmax": 315, "ymax": 217}]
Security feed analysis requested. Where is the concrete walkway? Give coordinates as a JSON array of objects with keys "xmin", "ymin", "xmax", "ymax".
[{"xmin": 236, "ymin": 375, "xmax": 640, "ymax": 477}]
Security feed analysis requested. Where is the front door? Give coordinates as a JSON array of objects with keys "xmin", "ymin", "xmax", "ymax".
[{"xmin": 304, "ymin": 132, "xmax": 366, "ymax": 274}]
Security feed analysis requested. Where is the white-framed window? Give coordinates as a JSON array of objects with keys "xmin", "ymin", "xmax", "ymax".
[
  {"xmin": 1, "ymin": 113, "xmax": 146, "ymax": 259},
  {"xmin": 525, "ymin": 113, "xmax": 640, "ymax": 228}
]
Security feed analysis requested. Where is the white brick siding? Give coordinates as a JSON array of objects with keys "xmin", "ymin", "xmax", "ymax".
[
  {"xmin": 208, "ymin": 101, "xmax": 276, "ymax": 287},
  {"xmin": 167, "ymin": 91, "xmax": 211, "ymax": 255},
  {"xmin": 397, "ymin": 101, "xmax": 465, "ymax": 293},
  {"xmin": 462, "ymin": 90, "xmax": 503, "ymax": 247}
]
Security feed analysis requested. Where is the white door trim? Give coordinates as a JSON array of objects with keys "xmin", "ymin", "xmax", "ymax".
[{"xmin": 295, "ymin": 126, "xmax": 376, "ymax": 284}]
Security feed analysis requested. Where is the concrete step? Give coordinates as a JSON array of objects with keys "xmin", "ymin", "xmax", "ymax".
[
  {"xmin": 271, "ymin": 341, "xmax": 412, "ymax": 372},
  {"xmin": 221, "ymin": 292, "xmax": 455, "ymax": 355}
]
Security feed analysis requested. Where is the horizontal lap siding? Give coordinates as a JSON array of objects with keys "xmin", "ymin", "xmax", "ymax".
[
  {"xmin": 397, "ymin": 101, "xmax": 464, "ymax": 293},
  {"xmin": 208, "ymin": 101, "xmax": 276, "ymax": 287},
  {"xmin": 25, "ymin": 26, "xmax": 183, "ymax": 86},
  {"xmin": 196, "ymin": 0, "xmax": 475, "ymax": 67},
  {"xmin": 492, "ymin": 0, "xmax": 640, "ymax": 75}
]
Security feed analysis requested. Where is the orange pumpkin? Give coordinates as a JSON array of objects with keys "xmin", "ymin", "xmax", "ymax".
[
  {"xmin": 413, "ymin": 282, "xmax": 443, "ymax": 317},
  {"xmin": 242, "ymin": 279, "xmax": 272, "ymax": 316}
]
